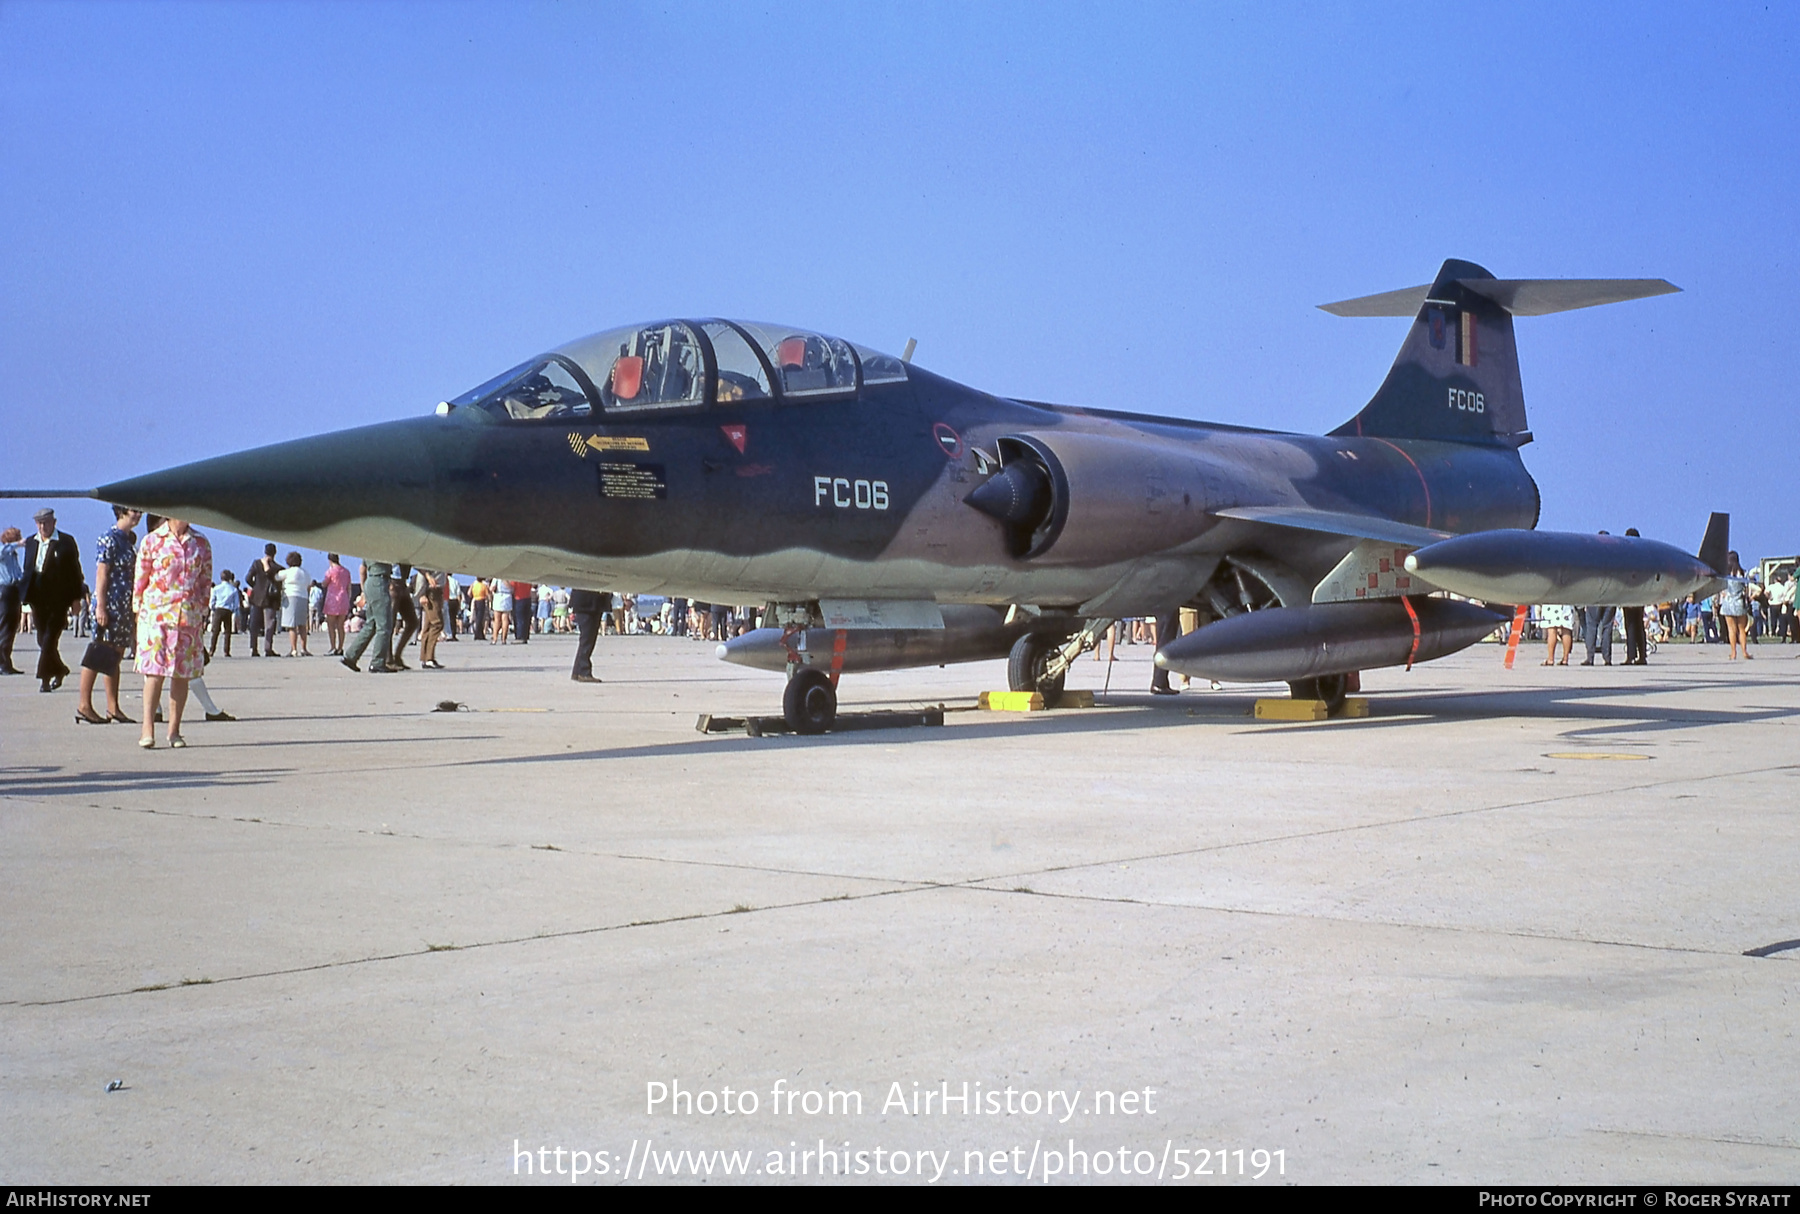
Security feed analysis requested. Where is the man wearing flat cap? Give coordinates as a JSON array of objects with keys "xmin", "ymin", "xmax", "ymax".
[{"xmin": 22, "ymin": 507, "xmax": 84, "ymax": 692}]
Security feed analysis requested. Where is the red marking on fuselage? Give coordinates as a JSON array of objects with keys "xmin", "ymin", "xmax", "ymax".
[
  {"xmin": 721, "ymin": 424, "xmax": 747, "ymax": 453},
  {"xmin": 1371, "ymin": 438, "xmax": 1433, "ymax": 529}
]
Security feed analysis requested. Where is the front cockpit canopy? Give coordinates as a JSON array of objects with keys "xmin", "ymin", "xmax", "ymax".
[{"xmin": 443, "ymin": 319, "xmax": 908, "ymax": 421}]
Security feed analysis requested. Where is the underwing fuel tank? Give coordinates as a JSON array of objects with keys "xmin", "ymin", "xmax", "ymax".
[
  {"xmin": 718, "ymin": 606, "xmax": 1029, "ymax": 674},
  {"xmin": 1154, "ymin": 598, "xmax": 1508, "ymax": 683},
  {"xmin": 1403, "ymin": 530, "xmax": 1719, "ymax": 607}
]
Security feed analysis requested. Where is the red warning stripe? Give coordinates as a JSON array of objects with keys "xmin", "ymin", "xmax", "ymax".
[
  {"xmin": 1503, "ymin": 603, "xmax": 1528, "ymax": 669},
  {"xmin": 828, "ymin": 629, "xmax": 848, "ymax": 689},
  {"xmin": 1401, "ymin": 595, "xmax": 1421, "ymax": 671}
]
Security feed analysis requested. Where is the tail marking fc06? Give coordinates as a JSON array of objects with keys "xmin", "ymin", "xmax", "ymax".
[{"xmin": 814, "ymin": 475, "xmax": 891, "ymax": 510}]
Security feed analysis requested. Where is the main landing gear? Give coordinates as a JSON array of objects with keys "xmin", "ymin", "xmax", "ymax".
[
  {"xmin": 1287, "ymin": 673, "xmax": 1352, "ymax": 713},
  {"xmin": 1006, "ymin": 632, "xmax": 1066, "ymax": 708},
  {"xmin": 1006, "ymin": 618, "xmax": 1114, "ymax": 709}
]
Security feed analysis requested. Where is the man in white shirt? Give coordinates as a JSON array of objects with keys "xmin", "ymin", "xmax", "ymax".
[
  {"xmin": 209, "ymin": 573, "xmax": 239, "ymax": 657},
  {"xmin": 1769, "ymin": 570, "xmax": 1795, "ymax": 642}
]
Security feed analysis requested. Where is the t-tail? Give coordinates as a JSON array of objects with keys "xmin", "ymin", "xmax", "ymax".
[{"xmin": 1322, "ymin": 259, "xmax": 1679, "ymax": 447}]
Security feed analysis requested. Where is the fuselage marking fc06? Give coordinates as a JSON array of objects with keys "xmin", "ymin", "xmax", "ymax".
[
  {"xmin": 1449, "ymin": 388, "xmax": 1485, "ymax": 413},
  {"xmin": 814, "ymin": 475, "xmax": 891, "ymax": 510}
]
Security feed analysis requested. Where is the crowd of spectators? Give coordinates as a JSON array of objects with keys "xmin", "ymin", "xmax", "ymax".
[
  {"xmin": 5, "ymin": 507, "xmax": 1796, "ymax": 737},
  {"xmin": 1521, "ymin": 554, "xmax": 1797, "ymax": 664}
]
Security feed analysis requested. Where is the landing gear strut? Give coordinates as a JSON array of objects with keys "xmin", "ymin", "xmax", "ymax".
[
  {"xmin": 1287, "ymin": 673, "xmax": 1350, "ymax": 713},
  {"xmin": 783, "ymin": 666, "xmax": 837, "ymax": 734}
]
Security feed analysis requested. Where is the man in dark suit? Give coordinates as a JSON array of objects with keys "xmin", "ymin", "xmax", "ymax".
[
  {"xmin": 1150, "ymin": 609, "xmax": 1182, "ymax": 694},
  {"xmin": 22, "ymin": 507, "xmax": 84, "ymax": 692},
  {"xmin": 569, "ymin": 588, "xmax": 609, "ymax": 683}
]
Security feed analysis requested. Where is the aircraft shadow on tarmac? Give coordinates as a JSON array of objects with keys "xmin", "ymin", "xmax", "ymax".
[
  {"xmin": 440, "ymin": 674, "xmax": 1800, "ymax": 766},
  {"xmin": 0, "ymin": 764, "xmax": 289, "ymax": 799},
  {"xmin": 1242, "ymin": 676, "xmax": 1800, "ymax": 740}
]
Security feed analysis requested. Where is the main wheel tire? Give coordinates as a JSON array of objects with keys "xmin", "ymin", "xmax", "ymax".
[
  {"xmin": 783, "ymin": 667, "xmax": 837, "ymax": 735},
  {"xmin": 1287, "ymin": 674, "xmax": 1349, "ymax": 713},
  {"xmin": 1007, "ymin": 633, "xmax": 1066, "ymax": 708}
]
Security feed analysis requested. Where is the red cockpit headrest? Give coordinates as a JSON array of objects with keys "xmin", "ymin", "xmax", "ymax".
[{"xmin": 613, "ymin": 355, "xmax": 644, "ymax": 400}]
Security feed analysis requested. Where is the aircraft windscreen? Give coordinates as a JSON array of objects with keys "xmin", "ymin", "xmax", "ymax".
[{"xmin": 453, "ymin": 357, "xmax": 594, "ymax": 420}]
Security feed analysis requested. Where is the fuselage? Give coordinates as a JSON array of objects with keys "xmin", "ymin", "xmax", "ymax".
[{"xmin": 98, "ymin": 346, "xmax": 1540, "ymax": 615}]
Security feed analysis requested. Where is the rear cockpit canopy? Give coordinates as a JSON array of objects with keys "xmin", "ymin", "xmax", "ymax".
[{"xmin": 442, "ymin": 319, "xmax": 908, "ymax": 420}]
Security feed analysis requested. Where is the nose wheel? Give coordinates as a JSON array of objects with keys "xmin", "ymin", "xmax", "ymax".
[{"xmin": 783, "ymin": 667, "xmax": 838, "ymax": 734}]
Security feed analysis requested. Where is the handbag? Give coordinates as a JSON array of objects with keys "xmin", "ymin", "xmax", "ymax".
[{"xmin": 80, "ymin": 639, "xmax": 121, "ymax": 679}]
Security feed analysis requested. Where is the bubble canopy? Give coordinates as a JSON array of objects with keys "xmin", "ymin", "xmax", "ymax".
[{"xmin": 441, "ymin": 320, "xmax": 908, "ymax": 420}]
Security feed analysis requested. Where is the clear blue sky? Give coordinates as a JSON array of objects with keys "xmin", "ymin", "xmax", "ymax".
[{"xmin": 3, "ymin": 1, "xmax": 1795, "ymax": 580}]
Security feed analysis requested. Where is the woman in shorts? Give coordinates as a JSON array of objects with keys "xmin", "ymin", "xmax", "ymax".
[
  {"xmin": 490, "ymin": 577, "xmax": 513, "ymax": 643},
  {"xmin": 1717, "ymin": 552, "xmax": 1752, "ymax": 660}
]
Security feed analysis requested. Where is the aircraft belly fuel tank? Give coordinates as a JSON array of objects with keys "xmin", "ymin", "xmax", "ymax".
[
  {"xmin": 1404, "ymin": 530, "xmax": 1718, "ymax": 606},
  {"xmin": 1154, "ymin": 598, "xmax": 1507, "ymax": 683},
  {"xmin": 718, "ymin": 605, "xmax": 1029, "ymax": 674}
]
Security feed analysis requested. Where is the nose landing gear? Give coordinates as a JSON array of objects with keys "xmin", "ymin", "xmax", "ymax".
[{"xmin": 783, "ymin": 666, "xmax": 838, "ymax": 734}]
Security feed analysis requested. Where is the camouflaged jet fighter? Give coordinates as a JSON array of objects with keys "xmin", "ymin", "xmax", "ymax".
[{"xmin": 40, "ymin": 258, "xmax": 1707, "ymax": 733}]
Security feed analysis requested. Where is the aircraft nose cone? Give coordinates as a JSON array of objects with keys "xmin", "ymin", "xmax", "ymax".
[{"xmin": 97, "ymin": 419, "xmax": 436, "ymax": 544}]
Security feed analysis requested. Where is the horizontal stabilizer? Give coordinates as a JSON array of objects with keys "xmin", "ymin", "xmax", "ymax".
[
  {"xmin": 1317, "ymin": 284, "xmax": 1433, "ymax": 317},
  {"xmin": 1320, "ymin": 278, "xmax": 1680, "ymax": 317},
  {"xmin": 1213, "ymin": 505, "xmax": 1451, "ymax": 548}
]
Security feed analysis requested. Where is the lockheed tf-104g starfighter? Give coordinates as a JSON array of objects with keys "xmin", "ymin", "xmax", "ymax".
[{"xmin": 43, "ymin": 259, "xmax": 1721, "ymax": 732}]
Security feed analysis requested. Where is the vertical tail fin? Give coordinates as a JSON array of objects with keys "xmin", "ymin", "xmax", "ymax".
[
  {"xmin": 1697, "ymin": 512, "xmax": 1730, "ymax": 574},
  {"xmin": 1326, "ymin": 259, "xmax": 1528, "ymax": 446},
  {"xmin": 1321, "ymin": 261, "xmax": 1678, "ymax": 446}
]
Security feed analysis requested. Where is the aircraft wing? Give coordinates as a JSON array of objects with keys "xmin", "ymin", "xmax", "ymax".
[{"xmin": 1212, "ymin": 505, "xmax": 1453, "ymax": 548}]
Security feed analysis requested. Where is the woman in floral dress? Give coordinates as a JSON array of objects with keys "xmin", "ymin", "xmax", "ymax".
[{"xmin": 133, "ymin": 516, "xmax": 212, "ymax": 748}]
